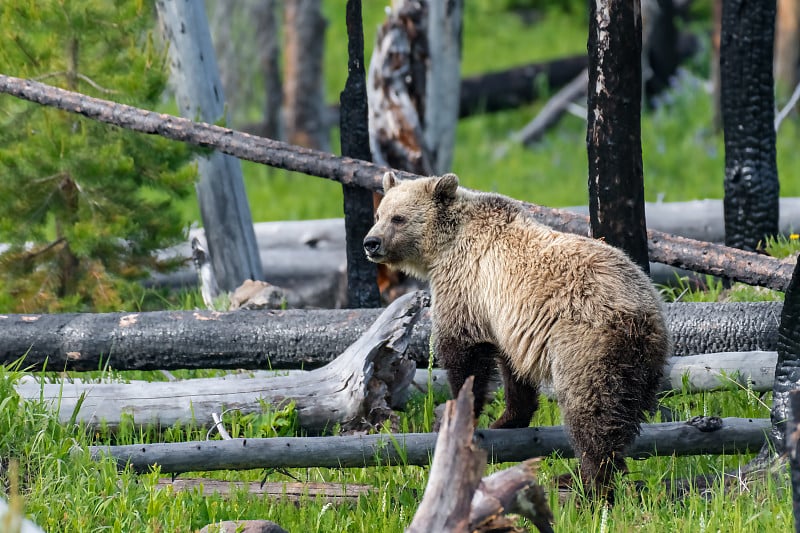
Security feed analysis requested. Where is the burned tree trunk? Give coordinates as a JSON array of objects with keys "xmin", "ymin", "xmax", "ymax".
[
  {"xmin": 339, "ymin": 0, "xmax": 380, "ymax": 308},
  {"xmin": 156, "ymin": 0, "xmax": 264, "ymax": 292},
  {"xmin": 787, "ymin": 390, "xmax": 800, "ymax": 532},
  {"xmin": 720, "ymin": 0, "xmax": 779, "ymax": 251},
  {"xmin": 283, "ymin": 0, "xmax": 328, "ymax": 150},
  {"xmin": 586, "ymin": 0, "xmax": 650, "ymax": 273},
  {"xmin": 767, "ymin": 249, "xmax": 800, "ymax": 454},
  {"xmin": 256, "ymin": 0, "xmax": 284, "ymax": 141}
]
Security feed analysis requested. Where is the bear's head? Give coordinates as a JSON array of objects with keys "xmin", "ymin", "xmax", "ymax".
[{"xmin": 363, "ymin": 171, "xmax": 459, "ymax": 279}]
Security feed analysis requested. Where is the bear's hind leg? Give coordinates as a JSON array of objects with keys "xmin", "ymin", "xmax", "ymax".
[
  {"xmin": 491, "ymin": 359, "xmax": 539, "ymax": 429},
  {"xmin": 438, "ymin": 339, "xmax": 498, "ymax": 420},
  {"xmin": 555, "ymin": 362, "xmax": 647, "ymax": 501}
]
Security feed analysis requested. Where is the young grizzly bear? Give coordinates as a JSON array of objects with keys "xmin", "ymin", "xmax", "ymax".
[{"xmin": 363, "ymin": 172, "xmax": 670, "ymax": 497}]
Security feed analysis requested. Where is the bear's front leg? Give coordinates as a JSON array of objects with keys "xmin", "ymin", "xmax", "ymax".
[
  {"xmin": 436, "ymin": 338, "xmax": 498, "ymax": 420},
  {"xmin": 491, "ymin": 359, "xmax": 539, "ymax": 429}
]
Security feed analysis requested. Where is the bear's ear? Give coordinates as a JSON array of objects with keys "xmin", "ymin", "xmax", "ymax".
[
  {"xmin": 434, "ymin": 173, "xmax": 459, "ymax": 202},
  {"xmin": 382, "ymin": 171, "xmax": 398, "ymax": 193}
]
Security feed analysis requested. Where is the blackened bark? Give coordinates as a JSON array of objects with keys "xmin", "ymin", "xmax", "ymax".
[
  {"xmin": 788, "ymin": 391, "xmax": 800, "ymax": 532},
  {"xmin": 586, "ymin": 0, "xmax": 650, "ymax": 273},
  {"xmin": 0, "ymin": 301, "xmax": 784, "ymax": 372},
  {"xmin": 769, "ymin": 257, "xmax": 800, "ymax": 453},
  {"xmin": 720, "ymin": 0, "xmax": 779, "ymax": 251},
  {"xmin": 459, "ymin": 56, "xmax": 588, "ymax": 117},
  {"xmin": 340, "ymin": 0, "xmax": 380, "ymax": 308}
]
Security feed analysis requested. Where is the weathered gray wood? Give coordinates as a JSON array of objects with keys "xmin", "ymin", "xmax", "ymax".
[
  {"xmin": 22, "ymin": 351, "xmax": 775, "ymax": 431},
  {"xmin": 17, "ymin": 292, "xmax": 424, "ymax": 432},
  {"xmin": 88, "ymin": 417, "xmax": 769, "ymax": 474},
  {"xmin": 157, "ymin": 478, "xmax": 372, "ymax": 503},
  {"xmin": 424, "ymin": 0, "xmax": 462, "ymax": 174},
  {"xmin": 408, "ymin": 377, "xmax": 484, "ymax": 533},
  {"xmin": 508, "ymin": 68, "xmax": 588, "ymax": 149},
  {"xmin": 0, "ymin": 302, "xmax": 784, "ymax": 371},
  {"xmin": 470, "ymin": 460, "xmax": 553, "ymax": 533},
  {"xmin": 408, "ymin": 378, "xmax": 553, "ymax": 533},
  {"xmin": 414, "ymin": 350, "xmax": 778, "ymax": 398},
  {"xmin": 156, "ymin": 0, "xmax": 263, "ymax": 292}
]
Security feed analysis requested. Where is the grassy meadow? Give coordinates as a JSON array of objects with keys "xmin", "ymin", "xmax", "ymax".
[{"xmin": 3, "ymin": 1, "xmax": 800, "ymax": 532}]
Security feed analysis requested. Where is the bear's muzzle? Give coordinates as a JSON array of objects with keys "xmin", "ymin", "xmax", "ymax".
[{"xmin": 363, "ymin": 236, "xmax": 384, "ymax": 261}]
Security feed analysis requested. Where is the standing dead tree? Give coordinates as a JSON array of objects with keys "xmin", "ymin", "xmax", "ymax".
[
  {"xmin": 283, "ymin": 0, "xmax": 329, "ymax": 151},
  {"xmin": 587, "ymin": 0, "xmax": 650, "ymax": 274},
  {"xmin": 339, "ymin": 0, "xmax": 381, "ymax": 308},
  {"xmin": 0, "ymin": 74, "xmax": 794, "ymax": 291},
  {"xmin": 720, "ymin": 0, "xmax": 779, "ymax": 252},
  {"xmin": 367, "ymin": 0, "xmax": 463, "ymax": 175},
  {"xmin": 156, "ymin": 0, "xmax": 264, "ymax": 292}
]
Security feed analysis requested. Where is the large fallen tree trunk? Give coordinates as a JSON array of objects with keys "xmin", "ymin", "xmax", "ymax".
[
  {"xmin": 17, "ymin": 291, "xmax": 425, "ymax": 432},
  {"xmin": 1, "ymin": 302, "xmax": 783, "ymax": 371},
  {"xmin": 89, "ymin": 416, "xmax": 769, "ymax": 474},
  {"xmin": 0, "ymin": 74, "xmax": 793, "ymax": 291},
  {"xmin": 16, "ymin": 351, "xmax": 778, "ymax": 431}
]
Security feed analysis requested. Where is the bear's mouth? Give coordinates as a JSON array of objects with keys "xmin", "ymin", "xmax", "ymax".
[{"xmin": 364, "ymin": 251, "xmax": 386, "ymax": 263}]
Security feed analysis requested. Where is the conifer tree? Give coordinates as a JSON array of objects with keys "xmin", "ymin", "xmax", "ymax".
[{"xmin": 0, "ymin": 0, "xmax": 196, "ymax": 312}]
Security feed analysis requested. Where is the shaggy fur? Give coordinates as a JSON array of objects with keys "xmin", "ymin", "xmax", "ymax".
[{"xmin": 363, "ymin": 172, "xmax": 671, "ymax": 497}]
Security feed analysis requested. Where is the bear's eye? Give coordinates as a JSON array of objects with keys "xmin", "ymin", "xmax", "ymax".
[
  {"xmin": 374, "ymin": 213, "xmax": 380, "ymax": 223},
  {"xmin": 391, "ymin": 215, "xmax": 406, "ymax": 225}
]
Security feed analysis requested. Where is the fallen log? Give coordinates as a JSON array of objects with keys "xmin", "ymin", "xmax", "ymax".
[
  {"xmin": 458, "ymin": 55, "xmax": 588, "ymax": 117},
  {"xmin": 17, "ymin": 351, "xmax": 777, "ymax": 431},
  {"xmin": 408, "ymin": 376, "xmax": 553, "ymax": 533},
  {"xmin": 1, "ymin": 302, "xmax": 783, "ymax": 371},
  {"xmin": 0, "ymin": 74, "xmax": 792, "ymax": 291},
  {"xmin": 156, "ymin": 478, "xmax": 372, "ymax": 504},
  {"xmin": 17, "ymin": 291, "xmax": 425, "ymax": 432},
  {"xmin": 89, "ymin": 417, "xmax": 769, "ymax": 474}
]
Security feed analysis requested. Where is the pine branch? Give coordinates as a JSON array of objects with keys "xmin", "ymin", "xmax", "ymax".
[{"xmin": 0, "ymin": 74, "xmax": 793, "ymax": 291}]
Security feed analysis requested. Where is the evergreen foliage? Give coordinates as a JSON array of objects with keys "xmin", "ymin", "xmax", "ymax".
[{"xmin": 0, "ymin": 0, "xmax": 196, "ymax": 312}]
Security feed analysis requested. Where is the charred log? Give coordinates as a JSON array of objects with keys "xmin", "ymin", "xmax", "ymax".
[{"xmin": 0, "ymin": 301, "xmax": 784, "ymax": 372}]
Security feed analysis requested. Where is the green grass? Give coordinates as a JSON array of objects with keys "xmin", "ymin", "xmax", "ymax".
[
  {"xmin": 3, "ymin": 2, "xmax": 800, "ymax": 531},
  {"xmin": 1, "ymin": 362, "xmax": 790, "ymax": 532}
]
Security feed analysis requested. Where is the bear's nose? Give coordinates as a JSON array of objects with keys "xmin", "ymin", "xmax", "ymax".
[{"xmin": 363, "ymin": 236, "xmax": 382, "ymax": 255}]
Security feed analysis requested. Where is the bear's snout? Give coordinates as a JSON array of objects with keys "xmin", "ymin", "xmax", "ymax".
[{"xmin": 363, "ymin": 235, "xmax": 383, "ymax": 258}]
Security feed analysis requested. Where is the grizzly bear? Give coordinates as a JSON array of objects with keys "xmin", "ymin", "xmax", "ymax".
[{"xmin": 363, "ymin": 171, "xmax": 670, "ymax": 497}]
